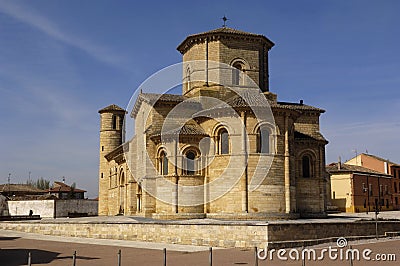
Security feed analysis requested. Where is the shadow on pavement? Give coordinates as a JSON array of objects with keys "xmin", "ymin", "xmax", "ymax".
[
  {"xmin": 0, "ymin": 249, "xmax": 99, "ymax": 265},
  {"xmin": 0, "ymin": 249, "xmax": 60, "ymax": 266},
  {"xmin": 0, "ymin": 237, "xmax": 20, "ymax": 241}
]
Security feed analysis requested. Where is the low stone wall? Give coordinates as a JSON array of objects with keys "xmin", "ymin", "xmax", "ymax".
[
  {"xmin": 0, "ymin": 222, "xmax": 267, "ymax": 248},
  {"xmin": 7, "ymin": 200, "xmax": 55, "ymax": 218},
  {"xmin": 267, "ymin": 221, "xmax": 400, "ymax": 247},
  {"xmin": 55, "ymin": 200, "xmax": 98, "ymax": 217},
  {"xmin": 0, "ymin": 220, "xmax": 399, "ymax": 248},
  {"xmin": 6, "ymin": 199, "xmax": 98, "ymax": 218}
]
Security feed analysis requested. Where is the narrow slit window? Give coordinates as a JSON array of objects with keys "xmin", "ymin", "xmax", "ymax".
[
  {"xmin": 185, "ymin": 151, "xmax": 196, "ymax": 175},
  {"xmin": 302, "ymin": 155, "xmax": 311, "ymax": 178},
  {"xmin": 219, "ymin": 129, "xmax": 229, "ymax": 154}
]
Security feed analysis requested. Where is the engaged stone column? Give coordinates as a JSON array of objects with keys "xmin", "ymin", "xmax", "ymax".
[
  {"xmin": 241, "ymin": 112, "xmax": 248, "ymax": 213},
  {"xmin": 284, "ymin": 114, "xmax": 291, "ymax": 213}
]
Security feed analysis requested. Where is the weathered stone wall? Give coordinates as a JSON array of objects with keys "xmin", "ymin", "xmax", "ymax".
[
  {"xmin": 55, "ymin": 200, "xmax": 98, "ymax": 217},
  {"xmin": 1, "ymin": 220, "xmax": 399, "ymax": 248}
]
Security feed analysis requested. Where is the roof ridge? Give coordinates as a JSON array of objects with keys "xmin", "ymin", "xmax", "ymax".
[
  {"xmin": 191, "ymin": 27, "xmax": 263, "ymax": 37},
  {"xmin": 177, "ymin": 27, "xmax": 274, "ymax": 54},
  {"xmin": 361, "ymin": 153, "xmax": 399, "ymax": 166},
  {"xmin": 98, "ymin": 104, "xmax": 126, "ymax": 113},
  {"xmin": 327, "ymin": 162, "xmax": 392, "ymax": 176}
]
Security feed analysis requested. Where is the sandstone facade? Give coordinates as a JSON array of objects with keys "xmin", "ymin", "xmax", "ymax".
[{"xmin": 98, "ymin": 27, "xmax": 328, "ymax": 219}]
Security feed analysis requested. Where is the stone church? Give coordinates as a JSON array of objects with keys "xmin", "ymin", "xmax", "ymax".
[{"xmin": 98, "ymin": 27, "xmax": 328, "ymax": 219}]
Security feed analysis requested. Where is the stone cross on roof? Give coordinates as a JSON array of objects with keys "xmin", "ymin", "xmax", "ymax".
[{"xmin": 222, "ymin": 15, "xmax": 228, "ymax": 27}]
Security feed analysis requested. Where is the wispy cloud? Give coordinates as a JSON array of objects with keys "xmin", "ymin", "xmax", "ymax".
[
  {"xmin": 324, "ymin": 120, "xmax": 400, "ymax": 163},
  {"xmin": 0, "ymin": 1, "xmax": 124, "ymax": 68},
  {"xmin": 0, "ymin": 65, "xmax": 92, "ymax": 131},
  {"xmin": 324, "ymin": 122, "xmax": 394, "ymax": 136},
  {"xmin": 323, "ymin": 121, "xmax": 400, "ymax": 137}
]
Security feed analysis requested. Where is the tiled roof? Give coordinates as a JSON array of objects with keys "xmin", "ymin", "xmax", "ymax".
[
  {"xmin": 225, "ymin": 90, "xmax": 270, "ymax": 107},
  {"xmin": 0, "ymin": 184, "xmax": 46, "ymax": 194},
  {"xmin": 98, "ymin": 104, "xmax": 126, "ymax": 114},
  {"xmin": 138, "ymin": 93, "xmax": 187, "ymax": 103},
  {"xmin": 294, "ymin": 131, "xmax": 327, "ymax": 142},
  {"xmin": 104, "ymin": 142, "xmax": 129, "ymax": 162},
  {"xmin": 131, "ymin": 93, "xmax": 187, "ymax": 118},
  {"xmin": 194, "ymin": 90, "xmax": 324, "ymax": 116},
  {"xmin": 326, "ymin": 163, "xmax": 392, "ymax": 176},
  {"xmin": 177, "ymin": 27, "xmax": 274, "ymax": 54},
  {"xmin": 151, "ymin": 123, "xmax": 208, "ymax": 138},
  {"xmin": 190, "ymin": 27, "xmax": 266, "ymax": 38},
  {"xmin": 274, "ymin": 102, "xmax": 325, "ymax": 112},
  {"xmin": 48, "ymin": 182, "xmax": 86, "ymax": 193},
  {"xmin": 194, "ymin": 90, "xmax": 271, "ymax": 117}
]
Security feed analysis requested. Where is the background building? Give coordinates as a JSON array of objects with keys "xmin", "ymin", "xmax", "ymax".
[
  {"xmin": 346, "ymin": 153, "xmax": 400, "ymax": 210},
  {"xmin": 47, "ymin": 181, "xmax": 86, "ymax": 199},
  {"xmin": 327, "ymin": 162, "xmax": 393, "ymax": 213},
  {"xmin": 0, "ymin": 184, "xmax": 46, "ymax": 199},
  {"xmin": 0, "ymin": 181, "xmax": 95, "ymax": 218}
]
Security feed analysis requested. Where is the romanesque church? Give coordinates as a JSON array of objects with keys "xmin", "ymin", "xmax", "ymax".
[{"xmin": 98, "ymin": 27, "xmax": 328, "ymax": 219}]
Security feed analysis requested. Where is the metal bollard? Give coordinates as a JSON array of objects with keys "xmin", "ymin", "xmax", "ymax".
[
  {"xmin": 349, "ymin": 245, "xmax": 353, "ymax": 266},
  {"xmin": 209, "ymin": 247, "xmax": 213, "ymax": 266},
  {"xmin": 254, "ymin": 247, "xmax": 258, "ymax": 266},
  {"xmin": 72, "ymin": 250, "xmax": 77, "ymax": 266},
  {"xmin": 163, "ymin": 248, "xmax": 167, "ymax": 266},
  {"xmin": 117, "ymin": 249, "xmax": 121, "ymax": 266},
  {"xmin": 27, "ymin": 252, "xmax": 31, "ymax": 266}
]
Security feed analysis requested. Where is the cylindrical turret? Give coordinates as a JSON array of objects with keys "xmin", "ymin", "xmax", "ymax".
[{"xmin": 98, "ymin": 104, "xmax": 126, "ymax": 215}]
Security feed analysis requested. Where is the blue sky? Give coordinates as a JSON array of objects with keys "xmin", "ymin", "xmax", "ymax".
[{"xmin": 0, "ymin": 0, "xmax": 399, "ymax": 198}]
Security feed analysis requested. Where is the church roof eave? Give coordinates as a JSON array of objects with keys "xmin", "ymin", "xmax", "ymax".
[
  {"xmin": 98, "ymin": 104, "xmax": 126, "ymax": 114},
  {"xmin": 177, "ymin": 27, "xmax": 275, "ymax": 54},
  {"xmin": 294, "ymin": 131, "xmax": 328, "ymax": 144},
  {"xmin": 104, "ymin": 142, "xmax": 129, "ymax": 162},
  {"xmin": 327, "ymin": 163, "xmax": 392, "ymax": 177},
  {"xmin": 150, "ymin": 123, "xmax": 209, "ymax": 139},
  {"xmin": 130, "ymin": 93, "xmax": 187, "ymax": 118}
]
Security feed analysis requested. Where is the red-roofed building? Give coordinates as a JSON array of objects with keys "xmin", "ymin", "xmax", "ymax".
[
  {"xmin": 48, "ymin": 182, "xmax": 86, "ymax": 199},
  {"xmin": 327, "ymin": 162, "xmax": 393, "ymax": 213},
  {"xmin": 346, "ymin": 153, "xmax": 400, "ymax": 210}
]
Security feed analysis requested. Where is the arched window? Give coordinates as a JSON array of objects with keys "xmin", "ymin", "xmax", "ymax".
[
  {"xmin": 302, "ymin": 155, "xmax": 312, "ymax": 178},
  {"xmin": 159, "ymin": 150, "xmax": 168, "ymax": 175},
  {"xmin": 232, "ymin": 62, "xmax": 243, "ymax": 85},
  {"xmin": 120, "ymin": 172, "xmax": 125, "ymax": 186},
  {"xmin": 256, "ymin": 126, "xmax": 272, "ymax": 154},
  {"xmin": 184, "ymin": 151, "xmax": 196, "ymax": 175},
  {"xmin": 112, "ymin": 115, "xmax": 117, "ymax": 130},
  {"xmin": 217, "ymin": 128, "xmax": 229, "ymax": 154}
]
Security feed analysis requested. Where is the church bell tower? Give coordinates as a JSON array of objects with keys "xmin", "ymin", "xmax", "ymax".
[{"xmin": 177, "ymin": 27, "xmax": 275, "ymax": 98}]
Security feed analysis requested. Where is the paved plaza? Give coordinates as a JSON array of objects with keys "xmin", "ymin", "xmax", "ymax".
[
  {"xmin": 0, "ymin": 212, "xmax": 399, "ymax": 265},
  {"xmin": 0, "ymin": 229, "xmax": 399, "ymax": 265}
]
